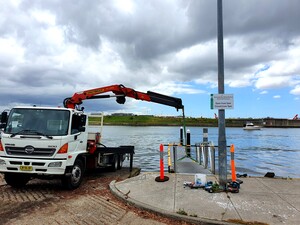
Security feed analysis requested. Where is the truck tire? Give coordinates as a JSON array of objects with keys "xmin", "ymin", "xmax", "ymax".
[
  {"xmin": 4, "ymin": 173, "xmax": 30, "ymax": 188},
  {"xmin": 62, "ymin": 159, "xmax": 84, "ymax": 190},
  {"xmin": 117, "ymin": 154, "xmax": 123, "ymax": 170},
  {"xmin": 110, "ymin": 154, "xmax": 118, "ymax": 172}
]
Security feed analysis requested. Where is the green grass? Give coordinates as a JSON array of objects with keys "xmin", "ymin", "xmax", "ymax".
[
  {"xmin": 176, "ymin": 208, "xmax": 188, "ymax": 216},
  {"xmin": 88, "ymin": 115, "xmax": 296, "ymax": 128},
  {"xmin": 89, "ymin": 115, "xmax": 220, "ymax": 127}
]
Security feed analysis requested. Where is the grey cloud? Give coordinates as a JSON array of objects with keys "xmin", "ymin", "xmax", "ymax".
[
  {"xmin": 1, "ymin": 0, "xmax": 300, "ymax": 112},
  {"xmin": 26, "ymin": 1, "xmax": 216, "ymax": 59},
  {"xmin": 223, "ymin": 1, "xmax": 300, "ymax": 39}
]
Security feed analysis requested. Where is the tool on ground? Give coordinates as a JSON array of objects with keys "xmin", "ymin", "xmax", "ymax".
[
  {"xmin": 204, "ymin": 181, "xmax": 223, "ymax": 193},
  {"xmin": 226, "ymin": 181, "xmax": 240, "ymax": 193}
]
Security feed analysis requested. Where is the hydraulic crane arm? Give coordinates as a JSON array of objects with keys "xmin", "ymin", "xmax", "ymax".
[{"xmin": 63, "ymin": 84, "xmax": 184, "ymax": 110}]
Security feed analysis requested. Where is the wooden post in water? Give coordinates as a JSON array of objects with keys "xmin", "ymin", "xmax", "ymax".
[
  {"xmin": 186, "ymin": 129, "xmax": 191, "ymax": 157},
  {"xmin": 179, "ymin": 127, "xmax": 184, "ymax": 145}
]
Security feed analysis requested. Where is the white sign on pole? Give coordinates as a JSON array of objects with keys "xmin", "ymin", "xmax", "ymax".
[{"xmin": 211, "ymin": 94, "xmax": 234, "ymax": 109}]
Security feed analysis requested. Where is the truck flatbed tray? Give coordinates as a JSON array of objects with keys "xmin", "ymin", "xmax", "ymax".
[
  {"xmin": 95, "ymin": 145, "xmax": 134, "ymax": 172},
  {"xmin": 95, "ymin": 145, "xmax": 134, "ymax": 154}
]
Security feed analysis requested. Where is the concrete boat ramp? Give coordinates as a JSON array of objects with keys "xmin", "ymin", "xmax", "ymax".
[
  {"xmin": 111, "ymin": 173, "xmax": 300, "ymax": 225},
  {"xmin": 110, "ymin": 148, "xmax": 300, "ymax": 225}
]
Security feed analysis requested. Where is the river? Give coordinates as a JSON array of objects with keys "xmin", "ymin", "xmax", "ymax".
[{"xmin": 89, "ymin": 126, "xmax": 300, "ymax": 178}]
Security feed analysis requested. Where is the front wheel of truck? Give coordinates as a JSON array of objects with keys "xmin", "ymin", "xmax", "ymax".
[
  {"xmin": 61, "ymin": 159, "xmax": 84, "ymax": 190},
  {"xmin": 4, "ymin": 173, "xmax": 30, "ymax": 188}
]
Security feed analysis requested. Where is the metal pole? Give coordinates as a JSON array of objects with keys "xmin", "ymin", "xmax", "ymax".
[
  {"xmin": 217, "ymin": 0, "xmax": 227, "ymax": 187},
  {"xmin": 181, "ymin": 107, "xmax": 187, "ymax": 146}
]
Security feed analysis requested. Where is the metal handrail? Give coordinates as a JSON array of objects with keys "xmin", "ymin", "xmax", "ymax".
[{"xmin": 163, "ymin": 142, "xmax": 217, "ymax": 174}]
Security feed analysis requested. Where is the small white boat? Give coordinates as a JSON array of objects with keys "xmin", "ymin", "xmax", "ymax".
[{"xmin": 243, "ymin": 122, "xmax": 261, "ymax": 130}]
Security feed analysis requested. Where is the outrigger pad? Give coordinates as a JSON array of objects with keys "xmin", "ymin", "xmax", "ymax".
[
  {"xmin": 227, "ymin": 178, "xmax": 244, "ymax": 184},
  {"xmin": 155, "ymin": 176, "xmax": 169, "ymax": 182}
]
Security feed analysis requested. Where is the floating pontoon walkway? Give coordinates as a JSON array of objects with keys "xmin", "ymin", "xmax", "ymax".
[{"xmin": 169, "ymin": 145, "xmax": 213, "ymax": 175}]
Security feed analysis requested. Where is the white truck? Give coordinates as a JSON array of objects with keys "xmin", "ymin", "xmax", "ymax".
[
  {"xmin": 0, "ymin": 84, "xmax": 184, "ymax": 189},
  {"xmin": 0, "ymin": 106, "xmax": 135, "ymax": 189}
]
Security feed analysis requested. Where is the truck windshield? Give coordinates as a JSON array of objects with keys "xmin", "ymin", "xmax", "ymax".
[{"xmin": 4, "ymin": 108, "xmax": 70, "ymax": 136}]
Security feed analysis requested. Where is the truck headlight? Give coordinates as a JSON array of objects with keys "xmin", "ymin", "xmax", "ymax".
[
  {"xmin": 48, "ymin": 162, "xmax": 62, "ymax": 167},
  {"xmin": 0, "ymin": 159, "xmax": 6, "ymax": 165}
]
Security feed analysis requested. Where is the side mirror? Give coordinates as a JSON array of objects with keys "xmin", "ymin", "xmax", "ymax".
[
  {"xmin": 1, "ymin": 112, "xmax": 8, "ymax": 123},
  {"xmin": 0, "ymin": 112, "xmax": 8, "ymax": 128}
]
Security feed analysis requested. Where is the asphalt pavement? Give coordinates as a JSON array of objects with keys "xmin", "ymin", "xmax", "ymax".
[{"xmin": 110, "ymin": 172, "xmax": 300, "ymax": 225}]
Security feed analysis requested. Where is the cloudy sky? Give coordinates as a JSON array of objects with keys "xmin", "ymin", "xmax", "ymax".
[{"xmin": 1, "ymin": 0, "xmax": 300, "ymax": 118}]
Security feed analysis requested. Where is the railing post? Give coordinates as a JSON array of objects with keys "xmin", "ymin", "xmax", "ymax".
[
  {"xmin": 173, "ymin": 145, "xmax": 177, "ymax": 173},
  {"xmin": 211, "ymin": 144, "xmax": 216, "ymax": 174},
  {"xmin": 203, "ymin": 128, "xmax": 208, "ymax": 169},
  {"xmin": 199, "ymin": 144, "xmax": 202, "ymax": 165},
  {"xmin": 196, "ymin": 144, "xmax": 200, "ymax": 163},
  {"xmin": 201, "ymin": 144, "xmax": 207, "ymax": 168},
  {"xmin": 204, "ymin": 146, "xmax": 208, "ymax": 169},
  {"xmin": 208, "ymin": 146, "xmax": 212, "ymax": 170}
]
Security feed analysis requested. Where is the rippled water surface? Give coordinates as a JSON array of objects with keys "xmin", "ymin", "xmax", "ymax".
[{"xmin": 90, "ymin": 126, "xmax": 300, "ymax": 178}]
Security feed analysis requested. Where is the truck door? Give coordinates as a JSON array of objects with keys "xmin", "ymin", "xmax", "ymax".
[{"xmin": 68, "ymin": 114, "xmax": 87, "ymax": 153}]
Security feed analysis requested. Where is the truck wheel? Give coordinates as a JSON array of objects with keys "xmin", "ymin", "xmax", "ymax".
[
  {"xmin": 110, "ymin": 155, "xmax": 118, "ymax": 172},
  {"xmin": 62, "ymin": 159, "xmax": 84, "ymax": 190},
  {"xmin": 4, "ymin": 173, "xmax": 30, "ymax": 188},
  {"xmin": 117, "ymin": 154, "xmax": 123, "ymax": 170}
]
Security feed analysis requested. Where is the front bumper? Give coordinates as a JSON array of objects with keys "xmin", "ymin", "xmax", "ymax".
[{"xmin": 0, "ymin": 157, "xmax": 68, "ymax": 175}]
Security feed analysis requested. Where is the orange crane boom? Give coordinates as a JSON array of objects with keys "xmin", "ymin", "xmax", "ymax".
[{"xmin": 63, "ymin": 84, "xmax": 184, "ymax": 111}]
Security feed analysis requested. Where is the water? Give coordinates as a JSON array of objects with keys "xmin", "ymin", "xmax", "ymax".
[{"xmin": 89, "ymin": 126, "xmax": 300, "ymax": 178}]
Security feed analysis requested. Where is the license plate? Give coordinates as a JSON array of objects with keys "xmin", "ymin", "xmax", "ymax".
[{"xmin": 20, "ymin": 166, "xmax": 33, "ymax": 171}]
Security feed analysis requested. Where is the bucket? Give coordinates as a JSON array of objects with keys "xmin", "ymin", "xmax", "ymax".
[{"xmin": 194, "ymin": 174, "xmax": 206, "ymax": 186}]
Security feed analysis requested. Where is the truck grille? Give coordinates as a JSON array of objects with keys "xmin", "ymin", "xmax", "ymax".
[{"xmin": 5, "ymin": 147, "xmax": 56, "ymax": 157}]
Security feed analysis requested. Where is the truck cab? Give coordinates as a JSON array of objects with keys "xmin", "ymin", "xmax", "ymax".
[{"xmin": 0, "ymin": 106, "xmax": 88, "ymax": 189}]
